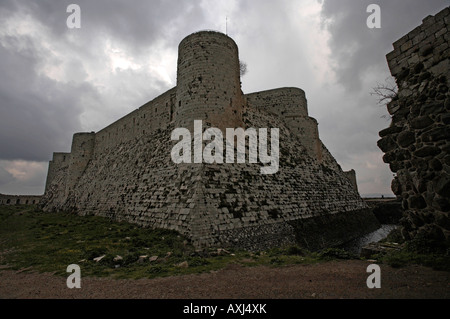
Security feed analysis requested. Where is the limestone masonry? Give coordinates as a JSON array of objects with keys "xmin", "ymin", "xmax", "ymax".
[
  {"xmin": 41, "ymin": 31, "xmax": 379, "ymax": 250},
  {"xmin": 378, "ymin": 7, "xmax": 450, "ymax": 247}
]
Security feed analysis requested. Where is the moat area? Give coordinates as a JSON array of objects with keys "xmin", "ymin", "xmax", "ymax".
[{"xmin": 340, "ymin": 224, "xmax": 398, "ymax": 255}]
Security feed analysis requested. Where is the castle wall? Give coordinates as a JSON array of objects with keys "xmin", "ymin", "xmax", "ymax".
[
  {"xmin": 246, "ymin": 87, "xmax": 322, "ymax": 161},
  {"xmin": 378, "ymin": 6, "xmax": 450, "ymax": 245},
  {"xmin": 0, "ymin": 194, "xmax": 41, "ymax": 205},
  {"xmin": 175, "ymin": 31, "xmax": 244, "ymax": 131},
  {"xmin": 245, "ymin": 87, "xmax": 308, "ymax": 117},
  {"xmin": 95, "ymin": 87, "xmax": 176, "ymax": 155},
  {"xmin": 65, "ymin": 132, "xmax": 95, "ymax": 197},
  {"xmin": 343, "ymin": 169, "xmax": 358, "ymax": 192},
  {"xmin": 41, "ymin": 30, "xmax": 377, "ymax": 250},
  {"xmin": 45, "ymin": 152, "xmax": 70, "ymax": 193}
]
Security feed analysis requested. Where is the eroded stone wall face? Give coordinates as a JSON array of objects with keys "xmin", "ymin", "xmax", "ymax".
[
  {"xmin": 65, "ymin": 132, "xmax": 95, "ymax": 198},
  {"xmin": 45, "ymin": 152, "xmax": 70, "ymax": 193},
  {"xmin": 246, "ymin": 88, "xmax": 322, "ymax": 161},
  {"xmin": 245, "ymin": 87, "xmax": 308, "ymax": 117},
  {"xmin": 175, "ymin": 31, "xmax": 244, "ymax": 132},
  {"xmin": 94, "ymin": 88, "xmax": 176, "ymax": 155},
  {"xmin": 378, "ymin": 7, "xmax": 450, "ymax": 247}
]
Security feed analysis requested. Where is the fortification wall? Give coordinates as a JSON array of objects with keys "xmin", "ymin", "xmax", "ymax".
[
  {"xmin": 45, "ymin": 152, "xmax": 70, "ymax": 193},
  {"xmin": 245, "ymin": 87, "xmax": 308, "ymax": 117},
  {"xmin": 343, "ymin": 169, "xmax": 358, "ymax": 192},
  {"xmin": 65, "ymin": 132, "xmax": 95, "ymax": 198},
  {"xmin": 47, "ymin": 106, "xmax": 375, "ymax": 250},
  {"xmin": 41, "ymin": 30, "xmax": 376, "ymax": 250},
  {"xmin": 94, "ymin": 87, "xmax": 176, "ymax": 154},
  {"xmin": 246, "ymin": 87, "xmax": 321, "ymax": 160},
  {"xmin": 378, "ymin": 6, "xmax": 450, "ymax": 245},
  {"xmin": 0, "ymin": 194, "xmax": 41, "ymax": 205}
]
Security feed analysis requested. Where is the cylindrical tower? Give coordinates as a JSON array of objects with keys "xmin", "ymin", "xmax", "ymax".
[{"xmin": 175, "ymin": 31, "xmax": 244, "ymax": 131}]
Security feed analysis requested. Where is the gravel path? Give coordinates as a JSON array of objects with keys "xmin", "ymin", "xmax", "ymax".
[{"xmin": 1, "ymin": 260, "xmax": 448, "ymax": 299}]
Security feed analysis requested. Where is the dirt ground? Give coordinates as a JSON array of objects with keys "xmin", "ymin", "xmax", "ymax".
[{"xmin": 0, "ymin": 259, "xmax": 448, "ymax": 299}]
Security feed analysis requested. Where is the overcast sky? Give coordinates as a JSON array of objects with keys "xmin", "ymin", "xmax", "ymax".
[{"xmin": 0, "ymin": 0, "xmax": 448, "ymax": 196}]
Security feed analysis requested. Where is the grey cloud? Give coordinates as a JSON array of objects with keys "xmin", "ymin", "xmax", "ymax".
[
  {"xmin": 320, "ymin": 0, "xmax": 449, "ymax": 92},
  {"xmin": 0, "ymin": 165, "xmax": 15, "ymax": 186},
  {"xmin": 1, "ymin": 0, "xmax": 206, "ymax": 55},
  {"xmin": 0, "ymin": 34, "xmax": 94, "ymax": 161},
  {"xmin": 0, "ymin": 0, "xmax": 209, "ymax": 163}
]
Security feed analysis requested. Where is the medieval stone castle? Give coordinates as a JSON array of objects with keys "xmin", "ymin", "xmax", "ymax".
[{"xmin": 40, "ymin": 30, "xmax": 380, "ymax": 250}]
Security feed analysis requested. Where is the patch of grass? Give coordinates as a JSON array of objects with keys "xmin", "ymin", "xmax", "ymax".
[
  {"xmin": 0, "ymin": 205, "xmax": 196, "ymax": 278},
  {"xmin": 4, "ymin": 206, "xmax": 447, "ymax": 280},
  {"xmin": 0, "ymin": 206, "xmax": 331, "ymax": 279},
  {"xmin": 379, "ymin": 246, "xmax": 450, "ymax": 272},
  {"xmin": 317, "ymin": 248, "xmax": 358, "ymax": 260}
]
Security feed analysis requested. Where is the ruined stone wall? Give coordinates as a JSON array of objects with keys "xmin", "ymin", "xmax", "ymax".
[
  {"xmin": 0, "ymin": 194, "xmax": 41, "ymax": 205},
  {"xmin": 378, "ymin": 6, "xmax": 450, "ymax": 247}
]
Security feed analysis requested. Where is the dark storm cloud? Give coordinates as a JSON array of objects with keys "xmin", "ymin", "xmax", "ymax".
[
  {"xmin": 0, "ymin": 165, "xmax": 14, "ymax": 185},
  {"xmin": 320, "ymin": 0, "xmax": 449, "ymax": 92},
  {"xmin": 0, "ymin": 0, "xmax": 207, "ymax": 162},
  {"xmin": 1, "ymin": 0, "xmax": 205, "ymax": 53},
  {"xmin": 0, "ymin": 36, "xmax": 94, "ymax": 161}
]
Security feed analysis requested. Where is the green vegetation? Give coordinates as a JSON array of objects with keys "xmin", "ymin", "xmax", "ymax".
[
  {"xmin": 379, "ymin": 249, "xmax": 450, "ymax": 271},
  {"xmin": 0, "ymin": 205, "xmax": 448, "ymax": 280},
  {"xmin": 373, "ymin": 226, "xmax": 450, "ymax": 272},
  {"xmin": 0, "ymin": 205, "xmax": 328, "ymax": 279}
]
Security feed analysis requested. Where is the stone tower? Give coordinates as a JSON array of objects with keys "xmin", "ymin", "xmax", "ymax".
[{"xmin": 175, "ymin": 31, "xmax": 244, "ymax": 131}]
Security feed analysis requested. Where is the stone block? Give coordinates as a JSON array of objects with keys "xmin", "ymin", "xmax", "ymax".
[
  {"xmin": 410, "ymin": 115, "xmax": 433, "ymax": 129},
  {"xmin": 397, "ymin": 131, "xmax": 415, "ymax": 148},
  {"xmin": 393, "ymin": 34, "xmax": 409, "ymax": 51}
]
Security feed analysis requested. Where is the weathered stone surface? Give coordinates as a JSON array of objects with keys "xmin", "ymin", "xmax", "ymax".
[
  {"xmin": 397, "ymin": 131, "xmax": 415, "ymax": 148},
  {"xmin": 408, "ymin": 195, "xmax": 427, "ymax": 209},
  {"xmin": 0, "ymin": 194, "xmax": 42, "ymax": 205},
  {"xmin": 379, "ymin": 125, "xmax": 402, "ymax": 137},
  {"xmin": 379, "ymin": 6, "xmax": 450, "ymax": 251},
  {"xmin": 434, "ymin": 175, "xmax": 450, "ymax": 197},
  {"xmin": 414, "ymin": 146, "xmax": 441, "ymax": 157},
  {"xmin": 410, "ymin": 115, "xmax": 433, "ymax": 129},
  {"xmin": 377, "ymin": 136, "xmax": 397, "ymax": 152}
]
